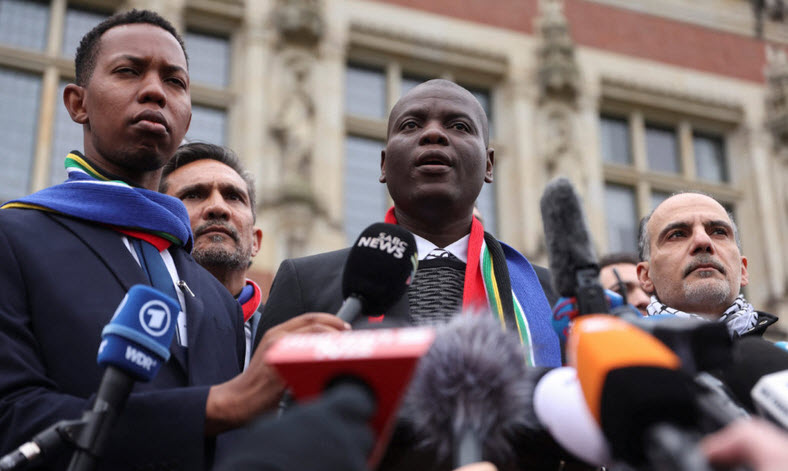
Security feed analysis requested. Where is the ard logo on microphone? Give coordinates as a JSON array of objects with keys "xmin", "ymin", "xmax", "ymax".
[
  {"xmin": 138, "ymin": 300, "xmax": 172, "ymax": 337},
  {"xmin": 356, "ymin": 232, "xmax": 409, "ymax": 259}
]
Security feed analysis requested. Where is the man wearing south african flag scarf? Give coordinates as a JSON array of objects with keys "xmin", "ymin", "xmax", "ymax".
[
  {"xmin": 256, "ymin": 79, "xmax": 561, "ymax": 368},
  {"xmin": 0, "ymin": 10, "xmax": 342, "ymax": 470}
]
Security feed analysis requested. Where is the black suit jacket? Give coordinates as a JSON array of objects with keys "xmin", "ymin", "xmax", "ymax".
[
  {"xmin": 255, "ymin": 247, "xmax": 557, "ymax": 347},
  {"xmin": 0, "ymin": 209, "xmax": 244, "ymax": 470}
]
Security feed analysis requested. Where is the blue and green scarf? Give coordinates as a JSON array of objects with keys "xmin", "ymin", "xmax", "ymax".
[{"xmin": 1, "ymin": 152, "xmax": 192, "ymax": 250}]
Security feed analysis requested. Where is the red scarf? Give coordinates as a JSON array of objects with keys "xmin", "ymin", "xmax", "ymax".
[{"xmin": 384, "ymin": 207, "xmax": 488, "ymax": 311}]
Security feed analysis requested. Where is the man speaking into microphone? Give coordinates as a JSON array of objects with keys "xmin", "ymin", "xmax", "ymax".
[
  {"xmin": 636, "ymin": 192, "xmax": 777, "ymax": 337},
  {"xmin": 256, "ymin": 79, "xmax": 560, "ymax": 367}
]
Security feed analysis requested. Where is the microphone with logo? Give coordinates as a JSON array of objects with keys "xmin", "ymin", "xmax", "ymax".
[
  {"xmin": 337, "ymin": 223, "xmax": 418, "ymax": 325},
  {"xmin": 0, "ymin": 285, "xmax": 178, "ymax": 471},
  {"xmin": 568, "ymin": 315, "xmax": 748, "ymax": 471}
]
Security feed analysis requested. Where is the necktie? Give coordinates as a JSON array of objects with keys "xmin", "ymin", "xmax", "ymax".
[{"xmin": 131, "ymin": 238, "xmax": 183, "ymax": 344}]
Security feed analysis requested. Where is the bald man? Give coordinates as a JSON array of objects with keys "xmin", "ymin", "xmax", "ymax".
[{"xmin": 636, "ymin": 192, "xmax": 776, "ymax": 336}]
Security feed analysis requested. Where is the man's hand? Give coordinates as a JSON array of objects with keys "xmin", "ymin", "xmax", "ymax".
[
  {"xmin": 205, "ymin": 313, "xmax": 350, "ymax": 435},
  {"xmin": 701, "ymin": 418, "xmax": 788, "ymax": 471}
]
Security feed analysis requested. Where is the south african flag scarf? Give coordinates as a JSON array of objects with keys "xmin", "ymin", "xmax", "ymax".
[
  {"xmin": 384, "ymin": 207, "xmax": 560, "ymax": 367},
  {"xmin": 1, "ymin": 151, "xmax": 192, "ymax": 250}
]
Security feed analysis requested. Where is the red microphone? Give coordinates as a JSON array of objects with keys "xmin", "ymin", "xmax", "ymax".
[{"xmin": 264, "ymin": 327, "xmax": 435, "ymax": 467}]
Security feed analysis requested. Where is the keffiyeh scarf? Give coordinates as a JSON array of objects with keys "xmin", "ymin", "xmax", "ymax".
[{"xmin": 646, "ymin": 294, "xmax": 758, "ymax": 337}]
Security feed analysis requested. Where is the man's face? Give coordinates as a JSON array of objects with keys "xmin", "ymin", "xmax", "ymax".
[
  {"xmin": 600, "ymin": 263, "xmax": 650, "ymax": 315},
  {"xmin": 636, "ymin": 193, "xmax": 748, "ymax": 317},
  {"xmin": 164, "ymin": 159, "xmax": 261, "ymax": 272},
  {"xmin": 66, "ymin": 23, "xmax": 191, "ymax": 182},
  {"xmin": 381, "ymin": 83, "xmax": 493, "ymax": 215}
]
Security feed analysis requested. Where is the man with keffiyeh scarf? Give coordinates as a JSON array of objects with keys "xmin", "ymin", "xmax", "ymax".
[{"xmin": 635, "ymin": 192, "xmax": 777, "ymax": 337}]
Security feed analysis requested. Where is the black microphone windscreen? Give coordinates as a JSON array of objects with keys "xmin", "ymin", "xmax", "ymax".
[
  {"xmin": 718, "ymin": 337, "xmax": 788, "ymax": 411},
  {"xmin": 599, "ymin": 366, "xmax": 698, "ymax": 464},
  {"xmin": 539, "ymin": 177, "xmax": 599, "ymax": 297},
  {"xmin": 342, "ymin": 223, "xmax": 418, "ymax": 315},
  {"xmin": 400, "ymin": 314, "xmax": 538, "ymax": 466}
]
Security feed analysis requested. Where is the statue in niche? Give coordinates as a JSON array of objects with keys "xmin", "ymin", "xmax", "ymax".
[
  {"xmin": 271, "ymin": 51, "xmax": 315, "ymax": 198},
  {"xmin": 542, "ymin": 105, "xmax": 583, "ymax": 191}
]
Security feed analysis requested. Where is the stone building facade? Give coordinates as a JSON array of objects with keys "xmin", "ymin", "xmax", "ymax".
[{"xmin": 1, "ymin": 0, "xmax": 786, "ymax": 328}]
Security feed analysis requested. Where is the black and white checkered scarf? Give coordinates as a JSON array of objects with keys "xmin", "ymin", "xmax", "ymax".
[{"xmin": 646, "ymin": 294, "xmax": 758, "ymax": 337}]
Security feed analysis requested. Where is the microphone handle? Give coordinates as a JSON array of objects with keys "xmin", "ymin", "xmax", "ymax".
[
  {"xmin": 575, "ymin": 268, "xmax": 608, "ymax": 315},
  {"xmin": 453, "ymin": 424, "xmax": 482, "ymax": 468},
  {"xmin": 336, "ymin": 296, "xmax": 363, "ymax": 324},
  {"xmin": 67, "ymin": 367, "xmax": 135, "ymax": 471}
]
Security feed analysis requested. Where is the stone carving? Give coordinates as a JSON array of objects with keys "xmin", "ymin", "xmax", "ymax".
[
  {"xmin": 536, "ymin": 0, "xmax": 579, "ymax": 101},
  {"xmin": 766, "ymin": 46, "xmax": 788, "ymax": 151},
  {"xmin": 271, "ymin": 50, "xmax": 315, "ymax": 199},
  {"xmin": 272, "ymin": 0, "xmax": 324, "ymax": 45}
]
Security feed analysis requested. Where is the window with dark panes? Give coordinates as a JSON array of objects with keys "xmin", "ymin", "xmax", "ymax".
[
  {"xmin": 604, "ymin": 183, "xmax": 638, "ymax": 253},
  {"xmin": 693, "ymin": 132, "xmax": 727, "ymax": 182},
  {"xmin": 0, "ymin": 67, "xmax": 41, "ymax": 200},
  {"xmin": 62, "ymin": 7, "xmax": 107, "ymax": 58},
  {"xmin": 345, "ymin": 64, "xmax": 386, "ymax": 119},
  {"xmin": 344, "ymin": 135, "xmax": 388, "ymax": 242},
  {"xmin": 600, "ymin": 115, "xmax": 631, "ymax": 165},
  {"xmin": 187, "ymin": 105, "xmax": 227, "ymax": 146},
  {"xmin": 646, "ymin": 124, "xmax": 680, "ymax": 174},
  {"xmin": 0, "ymin": 0, "xmax": 49, "ymax": 51},
  {"xmin": 185, "ymin": 31, "xmax": 231, "ymax": 88}
]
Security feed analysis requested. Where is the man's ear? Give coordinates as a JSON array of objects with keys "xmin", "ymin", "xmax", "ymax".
[
  {"xmin": 636, "ymin": 261, "xmax": 654, "ymax": 294},
  {"xmin": 63, "ymin": 84, "xmax": 88, "ymax": 125},
  {"xmin": 740, "ymin": 255, "xmax": 749, "ymax": 288},
  {"xmin": 379, "ymin": 149, "xmax": 386, "ymax": 183},
  {"xmin": 484, "ymin": 148, "xmax": 494, "ymax": 183},
  {"xmin": 251, "ymin": 227, "xmax": 263, "ymax": 257}
]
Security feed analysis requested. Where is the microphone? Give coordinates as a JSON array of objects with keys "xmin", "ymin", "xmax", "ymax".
[
  {"xmin": 718, "ymin": 337, "xmax": 788, "ymax": 428},
  {"xmin": 539, "ymin": 177, "xmax": 607, "ymax": 316},
  {"xmin": 264, "ymin": 325, "xmax": 434, "ymax": 467},
  {"xmin": 0, "ymin": 285, "xmax": 178, "ymax": 471},
  {"xmin": 400, "ymin": 314, "xmax": 539, "ymax": 468},
  {"xmin": 568, "ymin": 315, "xmax": 746, "ymax": 470},
  {"xmin": 337, "ymin": 223, "xmax": 418, "ymax": 324},
  {"xmin": 532, "ymin": 367, "xmax": 611, "ymax": 466}
]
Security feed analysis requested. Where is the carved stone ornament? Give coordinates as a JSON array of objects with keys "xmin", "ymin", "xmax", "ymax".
[
  {"xmin": 536, "ymin": 0, "xmax": 579, "ymax": 102},
  {"xmin": 272, "ymin": 0, "xmax": 324, "ymax": 46},
  {"xmin": 270, "ymin": 49, "xmax": 317, "ymax": 202},
  {"xmin": 765, "ymin": 45, "xmax": 788, "ymax": 154}
]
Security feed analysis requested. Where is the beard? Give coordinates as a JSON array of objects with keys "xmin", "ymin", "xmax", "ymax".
[
  {"xmin": 193, "ymin": 236, "xmax": 251, "ymax": 272},
  {"xmin": 681, "ymin": 274, "xmax": 732, "ymax": 311}
]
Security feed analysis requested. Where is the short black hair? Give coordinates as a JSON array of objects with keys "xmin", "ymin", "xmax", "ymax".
[
  {"xmin": 74, "ymin": 9, "xmax": 187, "ymax": 86},
  {"xmin": 599, "ymin": 252, "xmax": 640, "ymax": 268},
  {"xmin": 160, "ymin": 143, "xmax": 257, "ymax": 221}
]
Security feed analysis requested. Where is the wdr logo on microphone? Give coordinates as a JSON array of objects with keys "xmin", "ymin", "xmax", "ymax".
[{"xmin": 138, "ymin": 300, "xmax": 172, "ymax": 337}]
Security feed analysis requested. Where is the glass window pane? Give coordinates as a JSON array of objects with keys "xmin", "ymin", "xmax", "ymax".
[
  {"xmin": 600, "ymin": 115, "xmax": 631, "ymax": 165},
  {"xmin": 604, "ymin": 183, "xmax": 638, "ymax": 253},
  {"xmin": 646, "ymin": 124, "xmax": 680, "ymax": 174},
  {"xmin": 650, "ymin": 190, "xmax": 671, "ymax": 210},
  {"xmin": 62, "ymin": 7, "xmax": 107, "ymax": 58},
  {"xmin": 694, "ymin": 133, "xmax": 727, "ymax": 182},
  {"xmin": 0, "ymin": 67, "xmax": 41, "ymax": 201},
  {"xmin": 401, "ymin": 74, "xmax": 429, "ymax": 96},
  {"xmin": 345, "ymin": 64, "xmax": 386, "ymax": 119},
  {"xmin": 50, "ymin": 81, "xmax": 83, "ymax": 185},
  {"xmin": 185, "ymin": 31, "xmax": 230, "ymax": 88},
  {"xmin": 465, "ymin": 85, "xmax": 494, "ymax": 138},
  {"xmin": 0, "ymin": 0, "xmax": 49, "ymax": 51},
  {"xmin": 475, "ymin": 181, "xmax": 496, "ymax": 236},
  {"xmin": 344, "ymin": 135, "xmax": 387, "ymax": 242},
  {"xmin": 186, "ymin": 105, "xmax": 227, "ymax": 145}
]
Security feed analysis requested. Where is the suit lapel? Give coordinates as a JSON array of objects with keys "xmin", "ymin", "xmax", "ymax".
[
  {"xmin": 52, "ymin": 214, "xmax": 191, "ymax": 377},
  {"xmin": 50, "ymin": 214, "xmax": 147, "ymax": 290}
]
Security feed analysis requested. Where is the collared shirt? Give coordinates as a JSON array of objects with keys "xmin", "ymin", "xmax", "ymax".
[{"xmin": 413, "ymin": 233, "xmax": 470, "ymax": 263}]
